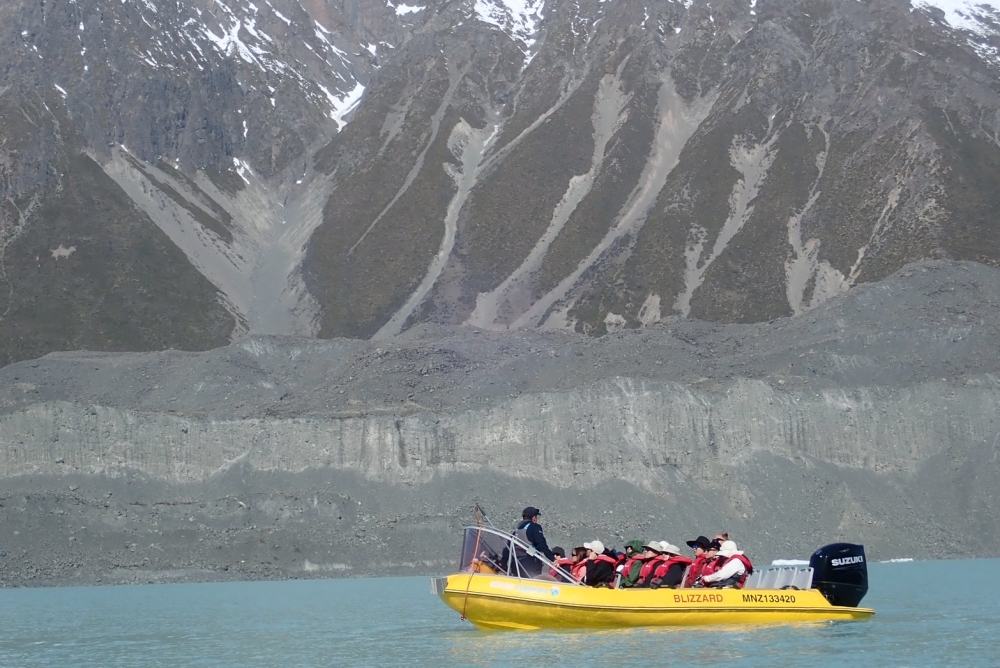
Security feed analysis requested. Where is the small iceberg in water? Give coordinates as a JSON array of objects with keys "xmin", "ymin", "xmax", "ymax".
[{"xmin": 771, "ymin": 559, "xmax": 810, "ymax": 566}]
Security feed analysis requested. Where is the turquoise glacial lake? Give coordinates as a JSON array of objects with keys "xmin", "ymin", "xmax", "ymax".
[{"xmin": 0, "ymin": 559, "xmax": 996, "ymax": 666}]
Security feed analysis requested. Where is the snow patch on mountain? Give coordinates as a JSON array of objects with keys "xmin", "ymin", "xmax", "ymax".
[
  {"xmin": 395, "ymin": 3, "xmax": 424, "ymax": 14},
  {"xmin": 202, "ymin": 19, "xmax": 262, "ymax": 65},
  {"xmin": 916, "ymin": 0, "xmax": 1000, "ymax": 61},
  {"xmin": 319, "ymin": 81, "xmax": 366, "ymax": 131},
  {"xmin": 917, "ymin": 0, "xmax": 1000, "ymax": 32},
  {"xmin": 474, "ymin": 0, "xmax": 545, "ymax": 54}
]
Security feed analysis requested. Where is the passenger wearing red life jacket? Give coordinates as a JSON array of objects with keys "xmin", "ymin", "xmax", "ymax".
[
  {"xmin": 702, "ymin": 541, "xmax": 753, "ymax": 589},
  {"xmin": 698, "ymin": 543, "xmax": 726, "ymax": 584},
  {"xmin": 571, "ymin": 547, "xmax": 589, "ymax": 580},
  {"xmin": 649, "ymin": 543, "xmax": 693, "ymax": 588},
  {"xmin": 544, "ymin": 546, "xmax": 577, "ymax": 582},
  {"xmin": 618, "ymin": 540, "xmax": 653, "ymax": 588},
  {"xmin": 581, "ymin": 540, "xmax": 617, "ymax": 587},
  {"xmin": 702, "ymin": 553, "xmax": 725, "ymax": 577},
  {"xmin": 683, "ymin": 536, "xmax": 719, "ymax": 588},
  {"xmin": 634, "ymin": 542, "xmax": 670, "ymax": 587}
]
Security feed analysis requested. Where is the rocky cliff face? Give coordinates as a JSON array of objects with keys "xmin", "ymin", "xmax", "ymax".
[
  {"xmin": 3, "ymin": 0, "xmax": 1000, "ymax": 362},
  {"xmin": 1, "ymin": 262, "xmax": 997, "ymax": 585}
]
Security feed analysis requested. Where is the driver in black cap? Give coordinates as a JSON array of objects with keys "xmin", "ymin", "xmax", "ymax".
[{"xmin": 515, "ymin": 506, "xmax": 555, "ymax": 568}]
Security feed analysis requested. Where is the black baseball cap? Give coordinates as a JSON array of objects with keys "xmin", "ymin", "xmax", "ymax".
[
  {"xmin": 686, "ymin": 535, "xmax": 713, "ymax": 550},
  {"xmin": 522, "ymin": 506, "xmax": 541, "ymax": 518}
]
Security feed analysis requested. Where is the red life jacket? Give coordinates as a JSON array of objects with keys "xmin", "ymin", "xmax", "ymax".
[
  {"xmin": 622, "ymin": 556, "xmax": 647, "ymax": 576},
  {"xmin": 684, "ymin": 554, "xmax": 708, "ymax": 587},
  {"xmin": 617, "ymin": 556, "xmax": 649, "ymax": 587},
  {"xmin": 593, "ymin": 554, "xmax": 618, "ymax": 566},
  {"xmin": 638, "ymin": 555, "xmax": 667, "ymax": 582},
  {"xmin": 702, "ymin": 555, "xmax": 725, "ymax": 577},
  {"xmin": 549, "ymin": 557, "xmax": 574, "ymax": 578},
  {"xmin": 721, "ymin": 554, "xmax": 754, "ymax": 588},
  {"xmin": 570, "ymin": 560, "xmax": 587, "ymax": 581},
  {"xmin": 652, "ymin": 555, "xmax": 693, "ymax": 579}
]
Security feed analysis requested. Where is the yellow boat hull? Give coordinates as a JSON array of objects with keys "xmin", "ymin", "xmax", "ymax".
[{"xmin": 437, "ymin": 574, "xmax": 874, "ymax": 630}]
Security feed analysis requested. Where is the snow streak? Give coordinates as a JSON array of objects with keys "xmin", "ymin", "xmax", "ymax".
[{"xmin": 474, "ymin": 0, "xmax": 546, "ymax": 55}]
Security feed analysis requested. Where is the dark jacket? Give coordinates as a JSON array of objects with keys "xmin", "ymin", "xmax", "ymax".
[
  {"xmin": 584, "ymin": 553, "xmax": 617, "ymax": 587},
  {"xmin": 516, "ymin": 519, "xmax": 554, "ymax": 561}
]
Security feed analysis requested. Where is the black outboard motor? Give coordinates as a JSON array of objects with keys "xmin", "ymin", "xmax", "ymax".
[{"xmin": 809, "ymin": 543, "xmax": 869, "ymax": 607}]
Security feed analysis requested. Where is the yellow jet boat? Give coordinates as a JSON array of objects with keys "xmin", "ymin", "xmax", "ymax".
[{"xmin": 432, "ymin": 526, "xmax": 874, "ymax": 630}]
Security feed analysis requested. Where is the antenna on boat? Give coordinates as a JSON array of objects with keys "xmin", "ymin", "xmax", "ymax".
[{"xmin": 472, "ymin": 503, "xmax": 499, "ymax": 530}]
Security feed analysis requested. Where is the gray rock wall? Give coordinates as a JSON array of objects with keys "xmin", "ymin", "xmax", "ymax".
[
  {"xmin": 4, "ymin": 379, "xmax": 996, "ymax": 486},
  {"xmin": 2, "ymin": 377, "xmax": 998, "ymax": 587}
]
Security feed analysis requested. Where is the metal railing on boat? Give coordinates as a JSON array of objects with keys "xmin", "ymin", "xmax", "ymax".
[{"xmin": 456, "ymin": 525, "xmax": 582, "ymax": 584}]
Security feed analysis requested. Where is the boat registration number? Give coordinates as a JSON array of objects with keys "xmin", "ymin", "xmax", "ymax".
[{"xmin": 742, "ymin": 593, "xmax": 797, "ymax": 604}]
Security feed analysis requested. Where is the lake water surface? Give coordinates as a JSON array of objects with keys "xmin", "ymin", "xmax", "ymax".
[{"xmin": 0, "ymin": 559, "xmax": 995, "ymax": 666}]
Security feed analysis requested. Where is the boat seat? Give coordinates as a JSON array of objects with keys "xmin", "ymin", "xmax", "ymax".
[
  {"xmin": 790, "ymin": 566, "xmax": 814, "ymax": 590},
  {"xmin": 757, "ymin": 568, "xmax": 779, "ymax": 589},
  {"xmin": 745, "ymin": 565, "xmax": 814, "ymax": 590},
  {"xmin": 743, "ymin": 570, "xmax": 763, "ymax": 590},
  {"xmin": 772, "ymin": 567, "xmax": 795, "ymax": 589}
]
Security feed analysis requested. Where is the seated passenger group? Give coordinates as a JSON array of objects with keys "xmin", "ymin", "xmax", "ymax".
[
  {"xmin": 576, "ymin": 535, "xmax": 751, "ymax": 589},
  {"xmin": 516, "ymin": 507, "xmax": 752, "ymax": 589}
]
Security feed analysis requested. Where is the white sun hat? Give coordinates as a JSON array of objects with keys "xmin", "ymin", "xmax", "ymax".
[
  {"xmin": 659, "ymin": 542, "xmax": 681, "ymax": 555},
  {"xmin": 583, "ymin": 540, "xmax": 605, "ymax": 554},
  {"xmin": 717, "ymin": 540, "xmax": 743, "ymax": 558}
]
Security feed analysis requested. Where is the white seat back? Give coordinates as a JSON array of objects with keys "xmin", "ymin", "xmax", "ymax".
[{"xmin": 745, "ymin": 565, "xmax": 814, "ymax": 590}]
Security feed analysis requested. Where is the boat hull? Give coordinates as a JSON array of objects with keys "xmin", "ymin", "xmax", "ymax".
[{"xmin": 437, "ymin": 574, "xmax": 874, "ymax": 630}]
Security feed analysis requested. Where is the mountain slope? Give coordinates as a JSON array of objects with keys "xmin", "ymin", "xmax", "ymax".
[
  {"xmin": 305, "ymin": 0, "xmax": 1000, "ymax": 337},
  {"xmin": 2, "ymin": 0, "xmax": 1000, "ymax": 360}
]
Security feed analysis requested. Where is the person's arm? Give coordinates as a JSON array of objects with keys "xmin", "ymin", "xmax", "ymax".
[
  {"xmin": 702, "ymin": 558, "xmax": 745, "ymax": 583},
  {"xmin": 528, "ymin": 524, "xmax": 555, "ymax": 560}
]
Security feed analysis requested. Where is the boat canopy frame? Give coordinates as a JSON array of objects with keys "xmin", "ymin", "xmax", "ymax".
[{"xmin": 459, "ymin": 525, "xmax": 582, "ymax": 585}]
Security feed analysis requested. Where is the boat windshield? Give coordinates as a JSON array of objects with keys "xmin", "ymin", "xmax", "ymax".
[{"xmin": 458, "ymin": 525, "xmax": 580, "ymax": 584}]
